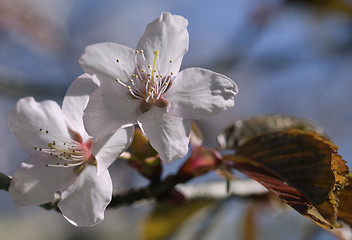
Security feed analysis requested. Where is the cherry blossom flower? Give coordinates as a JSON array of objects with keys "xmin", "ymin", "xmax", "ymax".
[
  {"xmin": 80, "ymin": 12, "xmax": 238, "ymax": 163},
  {"xmin": 8, "ymin": 74, "xmax": 134, "ymax": 226}
]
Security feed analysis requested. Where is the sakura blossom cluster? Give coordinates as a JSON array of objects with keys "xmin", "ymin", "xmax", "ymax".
[{"xmin": 8, "ymin": 12, "xmax": 238, "ymax": 226}]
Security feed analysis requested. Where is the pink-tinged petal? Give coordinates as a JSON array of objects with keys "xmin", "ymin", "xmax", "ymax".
[
  {"xmin": 83, "ymin": 81, "xmax": 141, "ymax": 141},
  {"xmin": 137, "ymin": 107, "xmax": 191, "ymax": 163},
  {"xmin": 165, "ymin": 68, "xmax": 238, "ymax": 119},
  {"xmin": 8, "ymin": 97, "xmax": 71, "ymax": 155},
  {"xmin": 136, "ymin": 12, "xmax": 189, "ymax": 76},
  {"xmin": 9, "ymin": 152, "xmax": 77, "ymax": 206},
  {"xmin": 58, "ymin": 165, "xmax": 112, "ymax": 227},
  {"xmin": 62, "ymin": 73, "xmax": 100, "ymax": 141},
  {"xmin": 91, "ymin": 126, "xmax": 134, "ymax": 175},
  {"xmin": 79, "ymin": 42, "xmax": 136, "ymax": 84}
]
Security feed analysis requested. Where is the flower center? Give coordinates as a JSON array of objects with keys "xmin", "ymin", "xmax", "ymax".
[
  {"xmin": 34, "ymin": 129, "xmax": 96, "ymax": 169},
  {"xmin": 115, "ymin": 49, "xmax": 175, "ymax": 110}
]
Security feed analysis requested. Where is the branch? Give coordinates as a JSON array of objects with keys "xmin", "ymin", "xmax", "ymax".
[
  {"xmin": 0, "ymin": 172, "xmax": 11, "ymax": 191},
  {"xmin": 108, "ymin": 174, "xmax": 180, "ymax": 208},
  {"xmin": 0, "ymin": 171, "xmax": 269, "ymax": 212}
]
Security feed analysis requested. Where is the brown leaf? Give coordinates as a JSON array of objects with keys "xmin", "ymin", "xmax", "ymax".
[
  {"xmin": 223, "ymin": 130, "xmax": 348, "ymax": 229},
  {"xmin": 141, "ymin": 199, "xmax": 214, "ymax": 240},
  {"xmin": 337, "ymin": 175, "xmax": 352, "ymax": 227},
  {"xmin": 242, "ymin": 201, "xmax": 258, "ymax": 240},
  {"xmin": 218, "ymin": 114, "xmax": 324, "ymax": 150},
  {"xmin": 285, "ymin": 0, "xmax": 352, "ymax": 17}
]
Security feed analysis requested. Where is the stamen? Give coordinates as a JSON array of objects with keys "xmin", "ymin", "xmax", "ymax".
[
  {"xmin": 116, "ymin": 78, "xmax": 128, "ymax": 87},
  {"xmin": 45, "ymin": 162, "xmax": 83, "ymax": 168},
  {"xmin": 114, "ymin": 49, "xmax": 174, "ymax": 106},
  {"xmin": 139, "ymin": 49, "xmax": 146, "ymax": 61}
]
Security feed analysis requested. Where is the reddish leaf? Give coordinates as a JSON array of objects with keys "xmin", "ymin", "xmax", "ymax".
[{"xmin": 223, "ymin": 130, "xmax": 348, "ymax": 229}]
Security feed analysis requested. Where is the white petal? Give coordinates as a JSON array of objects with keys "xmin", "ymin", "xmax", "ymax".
[
  {"xmin": 9, "ymin": 153, "xmax": 77, "ymax": 206},
  {"xmin": 62, "ymin": 73, "xmax": 100, "ymax": 141},
  {"xmin": 8, "ymin": 97, "xmax": 71, "ymax": 155},
  {"xmin": 137, "ymin": 107, "xmax": 191, "ymax": 163},
  {"xmin": 165, "ymin": 68, "xmax": 238, "ymax": 119},
  {"xmin": 58, "ymin": 165, "xmax": 112, "ymax": 227},
  {"xmin": 136, "ymin": 12, "xmax": 189, "ymax": 76},
  {"xmin": 91, "ymin": 126, "xmax": 134, "ymax": 175},
  {"xmin": 79, "ymin": 42, "xmax": 136, "ymax": 84},
  {"xmin": 83, "ymin": 81, "xmax": 141, "ymax": 141}
]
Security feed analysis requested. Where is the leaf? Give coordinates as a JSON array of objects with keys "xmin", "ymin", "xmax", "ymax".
[
  {"xmin": 141, "ymin": 199, "xmax": 214, "ymax": 240},
  {"xmin": 128, "ymin": 129, "xmax": 162, "ymax": 181},
  {"xmin": 336, "ymin": 175, "xmax": 352, "ymax": 227},
  {"xmin": 218, "ymin": 114, "xmax": 324, "ymax": 150},
  {"xmin": 285, "ymin": 0, "xmax": 352, "ymax": 17},
  {"xmin": 223, "ymin": 130, "xmax": 348, "ymax": 229},
  {"xmin": 242, "ymin": 201, "xmax": 258, "ymax": 240}
]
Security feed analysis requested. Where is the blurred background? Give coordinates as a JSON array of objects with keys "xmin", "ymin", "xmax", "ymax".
[{"xmin": 1, "ymin": 0, "xmax": 352, "ymax": 239}]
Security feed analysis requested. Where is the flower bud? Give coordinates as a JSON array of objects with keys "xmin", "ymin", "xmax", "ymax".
[{"xmin": 178, "ymin": 146, "xmax": 222, "ymax": 182}]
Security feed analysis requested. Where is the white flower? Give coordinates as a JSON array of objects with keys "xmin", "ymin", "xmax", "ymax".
[
  {"xmin": 8, "ymin": 74, "xmax": 134, "ymax": 226},
  {"xmin": 80, "ymin": 12, "xmax": 238, "ymax": 163}
]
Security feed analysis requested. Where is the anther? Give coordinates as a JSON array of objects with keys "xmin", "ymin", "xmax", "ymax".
[
  {"xmin": 116, "ymin": 59, "xmax": 120, "ymax": 63},
  {"xmin": 135, "ymin": 50, "xmax": 139, "ymax": 54}
]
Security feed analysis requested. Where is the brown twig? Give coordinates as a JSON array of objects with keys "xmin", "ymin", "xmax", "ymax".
[
  {"xmin": 0, "ymin": 171, "xmax": 182, "ymax": 211},
  {"xmin": 0, "ymin": 172, "xmax": 11, "ymax": 191}
]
